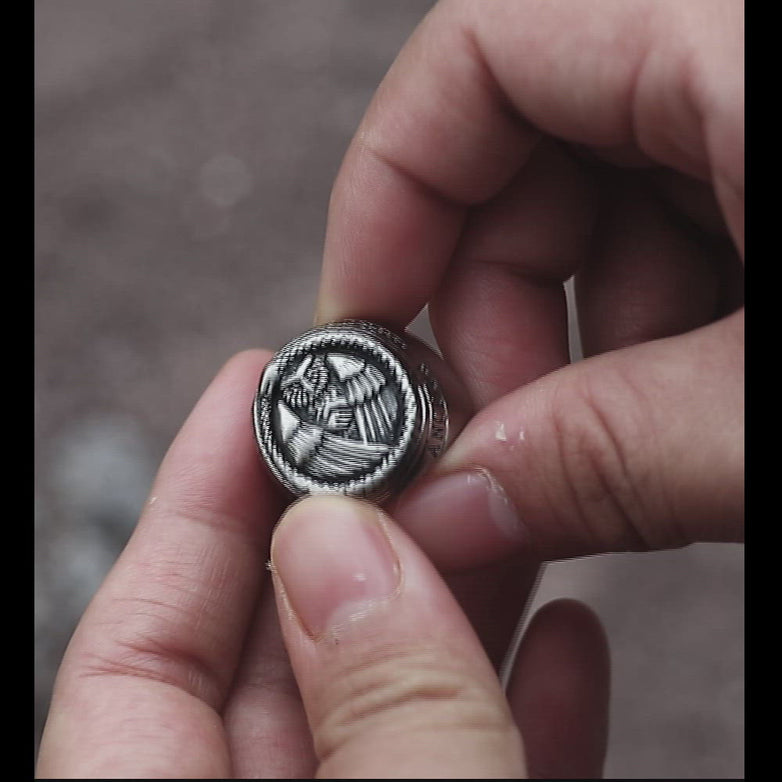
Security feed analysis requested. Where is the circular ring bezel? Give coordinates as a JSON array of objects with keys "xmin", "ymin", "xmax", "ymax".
[{"xmin": 253, "ymin": 323, "xmax": 421, "ymax": 501}]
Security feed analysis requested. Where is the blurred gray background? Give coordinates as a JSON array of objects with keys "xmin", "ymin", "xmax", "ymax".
[{"xmin": 34, "ymin": 1, "xmax": 744, "ymax": 777}]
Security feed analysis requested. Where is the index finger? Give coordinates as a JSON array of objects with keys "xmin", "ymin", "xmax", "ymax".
[
  {"xmin": 316, "ymin": 0, "xmax": 743, "ymax": 327},
  {"xmin": 37, "ymin": 350, "xmax": 281, "ymax": 778}
]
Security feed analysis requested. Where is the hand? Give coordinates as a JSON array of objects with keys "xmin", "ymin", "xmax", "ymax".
[
  {"xmin": 318, "ymin": 0, "xmax": 744, "ymax": 566},
  {"xmin": 37, "ymin": 0, "xmax": 743, "ymax": 776},
  {"xmin": 36, "ymin": 351, "xmax": 609, "ymax": 778}
]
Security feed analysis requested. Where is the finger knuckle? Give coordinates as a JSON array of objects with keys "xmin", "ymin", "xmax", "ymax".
[
  {"xmin": 73, "ymin": 552, "xmax": 230, "ymax": 706},
  {"xmin": 311, "ymin": 641, "xmax": 516, "ymax": 765},
  {"xmin": 547, "ymin": 364, "xmax": 673, "ymax": 550}
]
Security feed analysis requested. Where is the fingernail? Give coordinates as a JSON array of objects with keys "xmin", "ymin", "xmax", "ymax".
[
  {"xmin": 271, "ymin": 495, "xmax": 401, "ymax": 637},
  {"xmin": 393, "ymin": 469, "xmax": 524, "ymax": 569}
]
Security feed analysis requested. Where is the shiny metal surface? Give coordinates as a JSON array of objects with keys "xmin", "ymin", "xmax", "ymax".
[{"xmin": 254, "ymin": 320, "xmax": 459, "ymax": 504}]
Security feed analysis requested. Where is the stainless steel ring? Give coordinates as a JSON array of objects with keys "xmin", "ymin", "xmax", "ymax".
[{"xmin": 253, "ymin": 319, "xmax": 469, "ymax": 505}]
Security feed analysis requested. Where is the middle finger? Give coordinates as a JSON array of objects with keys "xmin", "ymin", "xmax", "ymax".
[{"xmin": 430, "ymin": 140, "xmax": 594, "ymax": 407}]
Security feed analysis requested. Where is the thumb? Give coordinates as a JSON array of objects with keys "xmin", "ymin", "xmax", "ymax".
[
  {"xmin": 393, "ymin": 310, "xmax": 744, "ymax": 569},
  {"xmin": 269, "ymin": 495, "xmax": 527, "ymax": 778}
]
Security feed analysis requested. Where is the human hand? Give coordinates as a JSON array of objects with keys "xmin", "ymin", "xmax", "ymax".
[
  {"xmin": 36, "ymin": 351, "xmax": 609, "ymax": 778},
  {"xmin": 318, "ymin": 0, "xmax": 744, "ymax": 567},
  {"xmin": 36, "ymin": 0, "xmax": 743, "ymax": 775}
]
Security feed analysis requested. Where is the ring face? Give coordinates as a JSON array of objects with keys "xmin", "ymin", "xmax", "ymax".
[{"xmin": 253, "ymin": 320, "xmax": 448, "ymax": 503}]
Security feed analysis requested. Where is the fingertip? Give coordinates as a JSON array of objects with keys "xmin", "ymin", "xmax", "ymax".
[
  {"xmin": 270, "ymin": 496, "xmax": 528, "ymax": 777},
  {"xmin": 392, "ymin": 468, "xmax": 527, "ymax": 571},
  {"xmin": 270, "ymin": 495, "xmax": 401, "ymax": 639},
  {"xmin": 311, "ymin": 298, "xmax": 333, "ymax": 327},
  {"xmin": 524, "ymin": 597, "xmax": 608, "ymax": 641},
  {"xmin": 508, "ymin": 598, "xmax": 610, "ymax": 779},
  {"xmin": 510, "ymin": 598, "xmax": 611, "ymax": 702},
  {"xmin": 216, "ymin": 347, "xmax": 274, "ymax": 380}
]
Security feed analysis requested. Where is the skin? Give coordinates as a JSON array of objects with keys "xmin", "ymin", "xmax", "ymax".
[
  {"xmin": 37, "ymin": 0, "xmax": 743, "ymax": 777},
  {"xmin": 36, "ymin": 351, "xmax": 609, "ymax": 778}
]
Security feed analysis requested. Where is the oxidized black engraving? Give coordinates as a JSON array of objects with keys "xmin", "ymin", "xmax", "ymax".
[
  {"xmin": 273, "ymin": 351, "xmax": 402, "ymax": 482},
  {"xmin": 253, "ymin": 320, "xmax": 453, "ymax": 503}
]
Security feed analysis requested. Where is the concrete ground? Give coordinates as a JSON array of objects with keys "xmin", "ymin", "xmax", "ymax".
[{"xmin": 34, "ymin": 2, "xmax": 744, "ymax": 777}]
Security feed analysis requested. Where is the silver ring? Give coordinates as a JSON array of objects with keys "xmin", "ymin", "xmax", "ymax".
[{"xmin": 253, "ymin": 320, "xmax": 467, "ymax": 504}]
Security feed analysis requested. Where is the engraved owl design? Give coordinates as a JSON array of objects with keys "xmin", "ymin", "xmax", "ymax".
[{"xmin": 276, "ymin": 352, "xmax": 400, "ymax": 481}]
